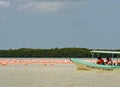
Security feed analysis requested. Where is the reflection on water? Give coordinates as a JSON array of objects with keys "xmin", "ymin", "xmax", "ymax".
[{"xmin": 0, "ymin": 64, "xmax": 120, "ymax": 87}]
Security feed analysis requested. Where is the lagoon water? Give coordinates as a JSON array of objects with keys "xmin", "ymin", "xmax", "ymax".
[{"xmin": 0, "ymin": 63, "xmax": 120, "ymax": 87}]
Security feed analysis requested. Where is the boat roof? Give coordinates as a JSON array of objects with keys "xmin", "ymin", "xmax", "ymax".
[{"xmin": 91, "ymin": 50, "xmax": 120, "ymax": 54}]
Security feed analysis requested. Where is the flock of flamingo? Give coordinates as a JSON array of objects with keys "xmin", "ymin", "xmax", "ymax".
[{"xmin": 0, "ymin": 59, "xmax": 73, "ymax": 66}]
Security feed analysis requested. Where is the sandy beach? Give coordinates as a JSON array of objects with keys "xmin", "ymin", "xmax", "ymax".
[{"xmin": 0, "ymin": 58, "xmax": 120, "ymax": 87}]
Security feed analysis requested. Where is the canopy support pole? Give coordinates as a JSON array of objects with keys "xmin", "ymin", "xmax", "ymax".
[
  {"xmin": 112, "ymin": 54, "xmax": 114, "ymax": 58},
  {"xmin": 91, "ymin": 52, "xmax": 94, "ymax": 63}
]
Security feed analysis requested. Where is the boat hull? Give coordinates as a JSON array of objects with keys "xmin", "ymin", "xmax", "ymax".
[
  {"xmin": 70, "ymin": 58, "xmax": 120, "ymax": 70},
  {"xmin": 74, "ymin": 62, "xmax": 92, "ymax": 70}
]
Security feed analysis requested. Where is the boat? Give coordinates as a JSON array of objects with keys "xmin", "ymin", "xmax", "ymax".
[{"xmin": 70, "ymin": 50, "xmax": 120, "ymax": 70}]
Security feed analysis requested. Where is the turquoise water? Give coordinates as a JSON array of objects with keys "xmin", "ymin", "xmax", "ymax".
[{"xmin": 0, "ymin": 64, "xmax": 120, "ymax": 87}]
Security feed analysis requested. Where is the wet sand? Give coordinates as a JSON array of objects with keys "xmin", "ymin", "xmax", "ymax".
[{"xmin": 0, "ymin": 63, "xmax": 120, "ymax": 87}]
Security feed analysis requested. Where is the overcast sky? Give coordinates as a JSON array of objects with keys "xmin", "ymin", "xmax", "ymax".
[{"xmin": 0, "ymin": 0, "xmax": 120, "ymax": 50}]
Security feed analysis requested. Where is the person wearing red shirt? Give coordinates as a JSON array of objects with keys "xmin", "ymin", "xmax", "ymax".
[{"xmin": 97, "ymin": 57, "xmax": 104, "ymax": 65}]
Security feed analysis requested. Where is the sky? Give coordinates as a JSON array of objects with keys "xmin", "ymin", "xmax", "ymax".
[{"xmin": 0, "ymin": 0, "xmax": 120, "ymax": 50}]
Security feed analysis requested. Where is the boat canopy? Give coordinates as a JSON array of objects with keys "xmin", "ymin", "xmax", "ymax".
[
  {"xmin": 91, "ymin": 50, "xmax": 120, "ymax": 54},
  {"xmin": 91, "ymin": 50, "xmax": 120, "ymax": 58}
]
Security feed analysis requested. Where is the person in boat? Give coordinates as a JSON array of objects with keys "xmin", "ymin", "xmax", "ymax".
[
  {"xmin": 117, "ymin": 61, "xmax": 120, "ymax": 66},
  {"xmin": 105, "ymin": 57, "xmax": 113, "ymax": 65},
  {"xmin": 96, "ymin": 57, "xmax": 104, "ymax": 65}
]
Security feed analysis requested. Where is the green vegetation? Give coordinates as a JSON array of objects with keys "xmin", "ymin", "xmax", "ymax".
[{"xmin": 0, "ymin": 48, "xmax": 120, "ymax": 58}]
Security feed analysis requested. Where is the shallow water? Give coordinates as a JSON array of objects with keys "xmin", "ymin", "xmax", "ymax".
[{"xmin": 0, "ymin": 64, "xmax": 120, "ymax": 87}]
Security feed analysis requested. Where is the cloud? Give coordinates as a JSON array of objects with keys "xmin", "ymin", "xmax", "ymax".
[
  {"xmin": 0, "ymin": 0, "xmax": 88, "ymax": 14},
  {"xmin": 0, "ymin": 0, "xmax": 10, "ymax": 8},
  {"xmin": 18, "ymin": 1, "xmax": 66, "ymax": 13},
  {"xmin": 18, "ymin": 1, "xmax": 88, "ymax": 13}
]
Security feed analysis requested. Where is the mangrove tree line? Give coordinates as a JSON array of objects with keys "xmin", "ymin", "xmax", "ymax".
[{"xmin": 0, "ymin": 48, "xmax": 120, "ymax": 58}]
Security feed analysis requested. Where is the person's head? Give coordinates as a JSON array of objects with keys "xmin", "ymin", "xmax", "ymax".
[
  {"xmin": 106, "ymin": 57, "xmax": 110, "ymax": 60},
  {"xmin": 98, "ymin": 57, "xmax": 101, "ymax": 60},
  {"xmin": 106, "ymin": 57, "xmax": 111, "ymax": 61}
]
